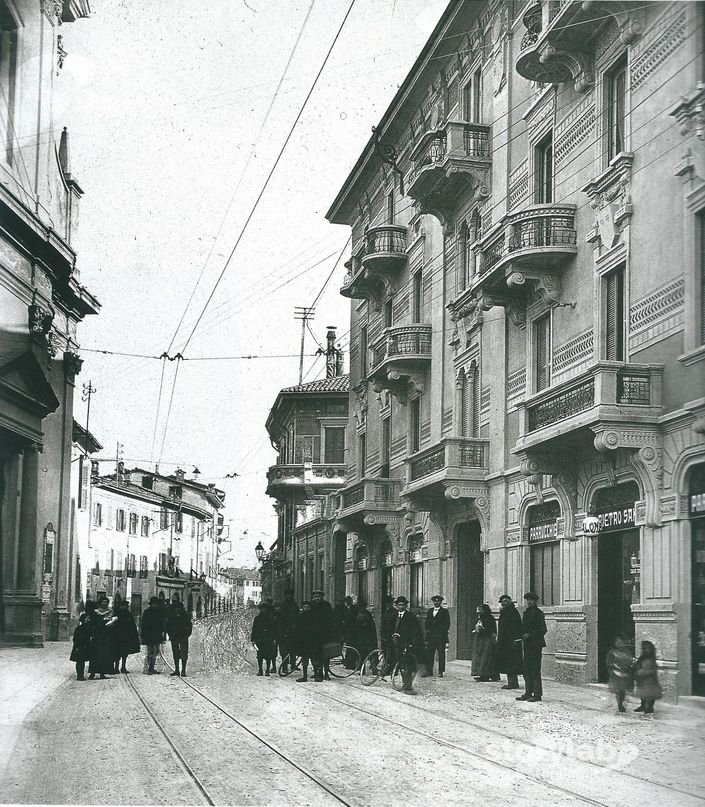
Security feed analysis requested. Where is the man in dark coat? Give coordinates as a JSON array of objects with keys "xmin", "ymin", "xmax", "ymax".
[
  {"xmin": 251, "ymin": 601, "xmax": 277, "ymax": 676},
  {"xmin": 309, "ymin": 589, "xmax": 336, "ymax": 682},
  {"xmin": 495, "ymin": 593, "xmax": 523, "ymax": 689},
  {"xmin": 141, "ymin": 596, "xmax": 166, "ymax": 675},
  {"xmin": 295, "ymin": 601, "xmax": 315, "ymax": 682},
  {"xmin": 391, "ymin": 595, "xmax": 424, "ymax": 695},
  {"xmin": 422, "ymin": 595, "xmax": 451, "ymax": 678},
  {"xmin": 113, "ymin": 600, "xmax": 141, "ymax": 674},
  {"xmin": 517, "ymin": 592, "xmax": 547, "ymax": 702},
  {"xmin": 166, "ymin": 596, "xmax": 193, "ymax": 677}
]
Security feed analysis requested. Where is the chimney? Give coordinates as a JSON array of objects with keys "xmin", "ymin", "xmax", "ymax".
[
  {"xmin": 326, "ymin": 326, "xmax": 337, "ymax": 378},
  {"xmin": 175, "ymin": 468, "xmax": 185, "ymax": 481}
]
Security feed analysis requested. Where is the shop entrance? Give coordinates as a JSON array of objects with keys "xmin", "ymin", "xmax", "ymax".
[
  {"xmin": 456, "ymin": 521, "xmax": 483, "ymax": 660},
  {"xmin": 380, "ymin": 540, "xmax": 393, "ymax": 610},
  {"xmin": 597, "ymin": 529, "xmax": 640, "ymax": 680},
  {"xmin": 333, "ymin": 532, "xmax": 346, "ymax": 604},
  {"xmin": 689, "ymin": 464, "xmax": 705, "ymax": 696}
]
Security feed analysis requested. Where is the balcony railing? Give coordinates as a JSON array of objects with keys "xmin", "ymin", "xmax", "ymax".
[
  {"xmin": 517, "ymin": 363, "xmax": 663, "ymax": 448},
  {"xmin": 369, "ymin": 324, "xmax": 432, "ymax": 373},
  {"xmin": 266, "ymin": 463, "xmax": 346, "ymax": 494},
  {"xmin": 408, "ymin": 437, "xmax": 489, "ymax": 482},
  {"xmin": 339, "ymin": 478, "xmax": 401, "ymax": 513},
  {"xmin": 364, "ymin": 225, "xmax": 407, "ymax": 257}
]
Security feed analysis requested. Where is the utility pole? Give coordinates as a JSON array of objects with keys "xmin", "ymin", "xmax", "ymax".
[
  {"xmin": 294, "ymin": 306, "xmax": 315, "ymax": 384},
  {"xmin": 81, "ymin": 381, "xmax": 96, "ymax": 454}
]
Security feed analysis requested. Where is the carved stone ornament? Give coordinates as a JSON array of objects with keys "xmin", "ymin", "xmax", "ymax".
[
  {"xmin": 669, "ymin": 83, "xmax": 705, "ymax": 142},
  {"xmin": 582, "ymin": 153, "xmax": 633, "ymax": 249},
  {"xmin": 28, "ymin": 300, "xmax": 54, "ymax": 338},
  {"xmin": 506, "ymin": 270, "xmax": 561, "ymax": 306},
  {"xmin": 354, "ymin": 385, "xmax": 368, "ymax": 427},
  {"xmin": 41, "ymin": 0, "xmax": 63, "ymax": 23},
  {"xmin": 63, "ymin": 351, "xmax": 83, "ymax": 381},
  {"xmin": 537, "ymin": 42, "xmax": 594, "ymax": 94}
]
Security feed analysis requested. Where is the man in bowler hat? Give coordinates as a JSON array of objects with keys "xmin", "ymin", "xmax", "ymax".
[
  {"xmin": 422, "ymin": 595, "xmax": 450, "ymax": 678},
  {"xmin": 392, "ymin": 596, "xmax": 424, "ymax": 694},
  {"xmin": 516, "ymin": 592, "xmax": 547, "ymax": 703}
]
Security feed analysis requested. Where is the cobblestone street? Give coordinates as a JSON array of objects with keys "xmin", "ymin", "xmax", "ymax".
[{"xmin": 2, "ymin": 641, "xmax": 704, "ymax": 806}]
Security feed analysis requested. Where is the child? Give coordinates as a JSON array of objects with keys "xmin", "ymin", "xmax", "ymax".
[
  {"xmin": 70, "ymin": 613, "xmax": 92, "ymax": 681},
  {"xmin": 606, "ymin": 637, "xmax": 634, "ymax": 713},
  {"xmin": 634, "ymin": 640, "xmax": 662, "ymax": 716}
]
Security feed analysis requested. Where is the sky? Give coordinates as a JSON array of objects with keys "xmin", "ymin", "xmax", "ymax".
[{"xmin": 59, "ymin": 0, "xmax": 448, "ymax": 567}]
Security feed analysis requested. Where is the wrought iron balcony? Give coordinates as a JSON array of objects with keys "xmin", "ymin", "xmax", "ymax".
[
  {"xmin": 402, "ymin": 437, "xmax": 489, "ymax": 501},
  {"xmin": 338, "ymin": 478, "xmax": 401, "ymax": 521},
  {"xmin": 514, "ymin": 362, "xmax": 663, "ymax": 453},
  {"xmin": 368, "ymin": 324, "xmax": 432, "ymax": 402},
  {"xmin": 406, "ymin": 122, "xmax": 491, "ymax": 212},
  {"xmin": 360, "ymin": 225, "xmax": 408, "ymax": 278},
  {"xmin": 266, "ymin": 463, "xmax": 346, "ymax": 498},
  {"xmin": 516, "ymin": 1, "xmax": 642, "ymax": 92}
]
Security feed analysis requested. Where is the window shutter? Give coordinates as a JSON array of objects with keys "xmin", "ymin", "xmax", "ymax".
[
  {"xmin": 535, "ymin": 315, "xmax": 551, "ymax": 391},
  {"xmin": 605, "ymin": 267, "xmax": 624, "ymax": 361},
  {"xmin": 461, "ymin": 373, "xmax": 470, "ymax": 437},
  {"xmin": 700, "ymin": 213, "xmax": 705, "ymax": 345}
]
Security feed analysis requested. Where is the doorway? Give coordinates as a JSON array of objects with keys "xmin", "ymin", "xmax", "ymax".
[
  {"xmin": 597, "ymin": 529, "xmax": 640, "ymax": 681},
  {"xmin": 334, "ymin": 532, "xmax": 346, "ymax": 604},
  {"xmin": 456, "ymin": 521, "xmax": 483, "ymax": 660}
]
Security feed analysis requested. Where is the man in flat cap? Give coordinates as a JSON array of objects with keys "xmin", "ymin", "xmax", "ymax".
[
  {"xmin": 310, "ymin": 589, "xmax": 336, "ymax": 682},
  {"xmin": 392, "ymin": 596, "xmax": 424, "ymax": 694},
  {"xmin": 495, "ymin": 594, "xmax": 523, "ymax": 689},
  {"xmin": 517, "ymin": 592, "xmax": 547, "ymax": 703},
  {"xmin": 422, "ymin": 595, "xmax": 450, "ymax": 678}
]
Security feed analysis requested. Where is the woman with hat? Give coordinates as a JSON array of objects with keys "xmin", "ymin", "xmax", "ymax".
[{"xmin": 471, "ymin": 603, "xmax": 499, "ymax": 682}]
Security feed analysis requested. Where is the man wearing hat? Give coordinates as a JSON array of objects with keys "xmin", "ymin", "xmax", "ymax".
[
  {"xmin": 422, "ymin": 595, "xmax": 450, "ymax": 678},
  {"xmin": 140, "ymin": 596, "xmax": 166, "ymax": 675},
  {"xmin": 495, "ymin": 594, "xmax": 523, "ymax": 689},
  {"xmin": 392, "ymin": 596, "xmax": 424, "ymax": 694},
  {"xmin": 309, "ymin": 589, "xmax": 336, "ymax": 682},
  {"xmin": 517, "ymin": 592, "xmax": 547, "ymax": 702}
]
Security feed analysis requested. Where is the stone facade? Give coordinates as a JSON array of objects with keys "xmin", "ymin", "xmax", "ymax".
[{"xmin": 327, "ymin": 0, "xmax": 705, "ymax": 699}]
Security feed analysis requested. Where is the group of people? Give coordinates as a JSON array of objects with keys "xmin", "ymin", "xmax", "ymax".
[
  {"xmin": 70, "ymin": 594, "xmax": 193, "ymax": 680},
  {"xmin": 606, "ymin": 638, "xmax": 663, "ymax": 715}
]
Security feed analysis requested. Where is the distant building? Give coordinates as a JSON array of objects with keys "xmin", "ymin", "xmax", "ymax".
[
  {"xmin": 264, "ymin": 328, "xmax": 349, "ymax": 602},
  {"xmin": 0, "ymin": 1, "xmax": 99, "ymax": 645},
  {"xmin": 73, "ymin": 466, "xmax": 225, "ymax": 618}
]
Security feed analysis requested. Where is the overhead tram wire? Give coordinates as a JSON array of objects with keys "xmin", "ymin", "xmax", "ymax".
[
  {"xmin": 176, "ymin": 0, "xmax": 358, "ymax": 358},
  {"xmin": 163, "ymin": 0, "xmax": 317, "ymax": 357}
]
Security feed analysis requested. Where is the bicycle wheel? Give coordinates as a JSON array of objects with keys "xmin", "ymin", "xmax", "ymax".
[
  {"xmin": 360, "ymin": 649, "xmax": 383, "ymax": 686},
  {"xmin": 328, "ymin": 645, "xmax": 361, "ymax": 678},
  {"xmin": 278, "ymin": 653, "xmax": 300, "ymax": 678},
  {"xmin": 391, "ymin": 653, "xmax": 417, "ymax": 691}
]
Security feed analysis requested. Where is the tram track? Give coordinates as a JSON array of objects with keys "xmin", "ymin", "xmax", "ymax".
[
  {"xmin": 126, "ymin": 655, "xmax": 354, "ymax": 807},
  {"xmin": 296, "ymin": 677, "xmax": 705, "ymax": 807}
]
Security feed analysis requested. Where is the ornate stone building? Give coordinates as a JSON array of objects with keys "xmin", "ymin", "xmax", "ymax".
[
  {"xmin": 264, "ymin": 345, "xmax": 349, "ymax": 604},
  {"xmin": 0, "ymin": 0, "xmax": 98, "ymax": 644},
  {"xmin": 327, "ymin": 0, "xmax": 705, "ymax": 699}
]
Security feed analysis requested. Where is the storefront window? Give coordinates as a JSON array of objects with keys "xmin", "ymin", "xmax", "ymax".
[
  {"xmin": 690, "ymin": 464, "xmax": 705, "ymax": 696},
  {"xmin": 527, "ymin": 501, "xmax": 561, "ymax": 606},
  {"xmin": 409, "ymin": 538, "xmax": 423, "ymax": 608}
]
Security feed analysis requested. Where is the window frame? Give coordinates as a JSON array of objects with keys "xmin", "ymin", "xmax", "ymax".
[
  {"xmin": 323, "ymin": 425, "xmax": 346, "ymax": 465},
  {"xmin": 358, "ymin": 432, "xmax": 367, "ymax": 479},
  {"xmin": 533, "ymin": 311, "xmax": 552, "ymax": 392},
  {"xmin": 534, "ymin": 130, "xmax": 554, "ymax": 204},
  {"xmin": 409, "ymin": 396, "xmax": 421, "ymax": 454},
  {"xmin": 603, "ymin": 264, "xmax": 625, "ymax": 362},
  {"xmin": 529, "ymin": 541, "xmax": 561, "ymax": 607},
  {"xmin": 606, "ymin": 53, "xmax": 628, "ymax": 162}
]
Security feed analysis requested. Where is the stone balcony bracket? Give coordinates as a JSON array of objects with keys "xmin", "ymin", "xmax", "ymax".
[{"xmin": 516, "ymin": 1, "xmax": 642, "ymax": 92}]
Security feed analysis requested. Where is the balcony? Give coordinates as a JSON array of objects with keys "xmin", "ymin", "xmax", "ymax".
[
  {"xmin": 266, "ymin": 463, "xmax": 346, "ymax": 498},
  {"xmin": 294, "ymin": 499, "xmax": 324, "ymax": 529},
  {"xmin": 406, "ymin": 122, "xmax": 491, "ymax": 216},
  {"xmin": 341, "ymin": 227, "xmax": 408, "ymax": 306},
  {"xmin": 515, "ymin": 1, "xmax": 642, "ymax": 92},
  {"xmin": 401, "ymin": 438, "xmax": 489, "ymax": 505},
  {"xmin": 449, "ymin": 205, "xmax": 577, "ymax": 325},
  {"xmin": 368, "ymin": 324, "xmax": 432, "ymax": 403},
  {"xmin": 514, "ymin": 362, "xmax": 663, "ymax": 454},
  {"xmin": 337, "ymin": 478, "xmax": 401, "ymax": 525}
]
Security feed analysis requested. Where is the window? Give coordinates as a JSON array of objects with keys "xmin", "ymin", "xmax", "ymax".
[
  {"xmin": 530, "ymin": 542, "xmax": 561, "ymax": 606},
  {"xmin": 387, "ymin": 191, "xmax": 395, "ymax": 224},
  {"xmin": 168, "ymin": 485, "xmax": 182, "ymax": 500},
  {"xmin": 318, "ymin": 555, "xmax": 325, "ymax": 592},
  {"xmin": 410, "ymin": 397, "xmax": 421, "ymax": 454},
  {"xmin": 412, "ymin": 272, "xmax": 422, "ymax": 323},
  {"xmin": 294, "ymin": 434, "xmax": 320, "ymax": 464},
  {"xmin": 323, "ymin": 426, "xmax": 345, "ymax": 464},
  {"xmin": 127, "ymin": 554, "xmax": 136, "ymax": 578},
  {"xmin": 93, "ymin": 550, "xmax": 100, "ymax": 573},
  {"xmin": 160, "ymin": 508, "xmax": 169, "ymax": 530},
  {"xmin": 460, "ymin": 367, "xmax": 477, "ymax": 437},
  {"xmin": 607, "ymin": 55, "xmax": 627, "ymax": 161},
  {"xmin": 0, "ymin": 4, "xmax": 18, "ymax": 165},
  {"xmin": 358, "ymin": 432, "xmax": 367, "ymax": 478},
  {"xmin": 159, "ymin": 552, "xmax": 168, "ymax": 573},
  {"xmin": 139, "ymin": 555, "xmax": 149, "ymax": 578},
  {"xmin": 535, "ymin": 131, "xmax": 553, "ymax": 203},
  {"xmin": 129, "ymin": 513, "xmax": 138, "ymax": 535},
  {"xmin": 409, "ymin": 539, "xmax": 424, "ymax": 608},
  {"xmin": 116, "ymin": 509, "xmax": 126, "ymax": 532},
  {"xmin": 174, "ymin": 510, "xmax": 183, "ymax": 534},
  {"xmin": 141, "ymin": 516, "xmax": 150, "ymax": 537},
  {"xmin": 534, "ymin": 313, "xmax": 552, "ymax": 392},
  {"xmin": 142, "ymin": 476, "xmax": 153, "ymax": 490},
  {"xmin": 93, "ymin": 502, "xmax": 103, "ymax": 527},
  {"xmin": 700, "ymin": 211, "xmax": 705, "ymax": 347},
  {"xmin": 463, "ymin": 67, "xmax": 482, "ymax": 123},
  {"xmin": 380, "ymin": 416, "xmax": 391, "ymax": 478},
  {"xmin": 78, "ymin": 456, "xmax": 89, "ymax": 510},
  {"xmin": 384, "ymin": 297, "xmax": 393, "ymax": 329},
  {"xmin": 116, "ymin": 551, "xmax": 123, "ymax": 577},
  {"xmin": 360, "ymin": 325, "xmax": 368, "ymax": 377},
  {"xmin": 605, "ymin": 265, "xmax": 625, "ymax": 361}
]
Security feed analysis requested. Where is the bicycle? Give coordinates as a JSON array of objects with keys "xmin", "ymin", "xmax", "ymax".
[
  {"xmin": 391, "ymin": 647, "xmax": 418, "ymax": 692},
  {"xmin": 327, "ymin": 643, "xmax": 361, "ymax": 678},
  {"xmin": 277, "ymin": 652, "xmax": 303, "ymax": 677},
  {"xmin": 360, "ymin": 648, "xmax": 392, "ymax": 686}
]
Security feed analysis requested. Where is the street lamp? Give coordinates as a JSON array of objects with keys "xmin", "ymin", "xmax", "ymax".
[{"xmin": 254, "ymin": 541, "xmax": 266, "ymax": 562}]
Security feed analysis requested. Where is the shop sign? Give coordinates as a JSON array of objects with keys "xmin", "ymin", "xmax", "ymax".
[
  {"xmin": 527, "ymin": 501, "xmax": 561, "ymax": 544},
  {"xmin": 594, "ymin": 504, "xmax": 636, "ymax": 534}
]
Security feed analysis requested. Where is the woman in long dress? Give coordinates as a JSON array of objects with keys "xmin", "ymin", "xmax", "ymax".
[
  {"xmin": 472, "ymin": 603, "xmax": 499, "ymax": 682},
  {"xmin": 88, "ymin": 597, "xmax": 117, "ymax": 679}
]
